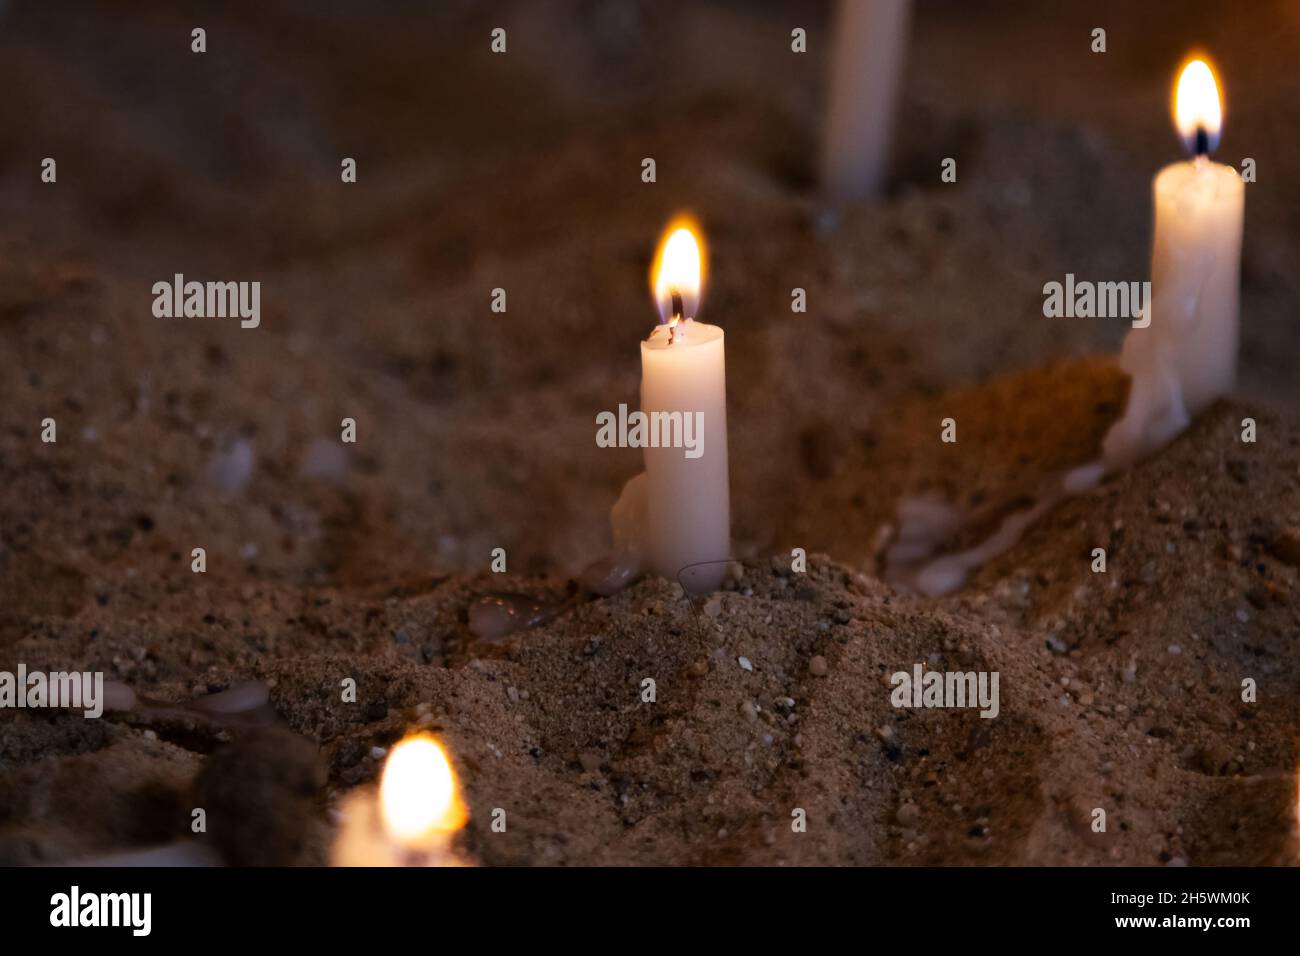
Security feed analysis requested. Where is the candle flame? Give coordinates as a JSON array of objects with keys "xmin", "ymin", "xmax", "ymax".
[
  {"xmin": 379, "ymin": 734, "xmax": 467, "ymax": 845},
  {"xmin": 651, "ymin": 216, "xmax": 706, "ymax": 324},
  {"xmin": 1173, "ymin": 56, "xmax": 1223, "ymax": 155}
]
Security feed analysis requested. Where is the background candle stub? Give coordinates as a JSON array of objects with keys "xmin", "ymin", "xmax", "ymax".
[
  {"xmin": 822, "ymin": 0, "xmax": 912, "ymax": 201},
  {"xmin": 332, "ymin": 734, "xmax": 469, "ymax": 867}
]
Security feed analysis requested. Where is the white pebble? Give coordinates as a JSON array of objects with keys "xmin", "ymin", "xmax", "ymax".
[
  {"xmin": 208, "ymin": 439, "xmax": 254, "ymax": 493},
  {"xmin": 299, "ymin": 437, "xmax": 351, "ymax": 483}
]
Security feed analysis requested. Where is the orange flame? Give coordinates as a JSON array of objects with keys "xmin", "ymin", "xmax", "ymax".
[
  {"xmin": 650, "ymin": 215, "xmax": 706, "ymax": 324},
  {"xmin": 1173, "ymin": 55, "xmax": 1223, "ymax": 155},
  {"xmin": 378, "ymin": 734, "xmax": 467, "ymax": 845}
]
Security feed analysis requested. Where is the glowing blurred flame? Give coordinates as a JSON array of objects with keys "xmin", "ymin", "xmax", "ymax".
[
  {"xmin": 651, "ymin": 216, "xmax": 706, "ymax": 324},
  {"xmin": 379, "ymin": 734, "xmax": 466, "ymax": 844},
  {"xmin": 1174, "ymin": 57, "xmax": 1223, "ymax": 155}
]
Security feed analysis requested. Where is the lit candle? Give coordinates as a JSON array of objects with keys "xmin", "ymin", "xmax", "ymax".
[
  {"xmin": 1096, "ymin": 56, "xmax": 1245, "ymax": 474},
  {"xmin": 608, "ymin": 218, "xmax": 731, "ymax": 593},
  {"xmin": 332, "ymin": 734, "xmax": 469, "ymax": 867},
  {"xmin": 893, "ymin": 58, "xmax": 1246, "ymax": 595},
  {"xmin": 822, "ymin": 0, "xmax": 912, "ymax": 200}
]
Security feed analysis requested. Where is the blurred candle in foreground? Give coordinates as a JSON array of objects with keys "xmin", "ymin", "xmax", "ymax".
[
  {"xmin": 332, "ymin": 733, "xmax": 468, "ymax": 867},
  {"xmin": 822, "ymin": 0, "xmax": 912, "ymax": 200},
  {"xmin": 1096, "ymin": 56, "xmax": 1245, "ymax": 474}
]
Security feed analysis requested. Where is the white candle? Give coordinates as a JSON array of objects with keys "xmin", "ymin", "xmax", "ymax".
[
  {"xmin": 643, "ymin": 221, "xmax": 730, "ymax": 592},
  {"xmin": 609, "ymin": 219, "xmax": 731, "ymax": 594},
  {"xmin": 1099, "ymin": 57, "xmax": 1244, "ymax": 472},
  {"xmin": 895, "ymin": 56, "xmax": 1246, "ymax": 596},
  {"xmin": 332, "ymin": 734, "xmax": 468, "ymax": 867},
  {"xmin": 822, "ymin": 0, "xmax": 912, "ymax": 200}
]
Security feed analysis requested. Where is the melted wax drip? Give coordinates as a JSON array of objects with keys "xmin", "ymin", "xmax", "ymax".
[
  {"xmin": 102, "ymin": 679, "xmax": 277, "ymax": 727},
  {"xmin": 885, "ymin": 485, "xmax": 1064, "ymax": 597},
  {"xmin": 467, "ymin": 551, "xmax": 644, "ymax": 642},
  {"xmin": 468, "ymin": 592, "xmax": 570, "ymax": 642}
]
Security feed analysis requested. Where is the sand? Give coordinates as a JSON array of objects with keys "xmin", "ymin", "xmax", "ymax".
[{"xmin": 0, "ymin": 0, "xmax": 1297, "ymax": 866}]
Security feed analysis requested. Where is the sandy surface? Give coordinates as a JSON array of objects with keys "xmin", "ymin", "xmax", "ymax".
[{"xmin": 1, "ymin": 0, "xmax": 1297, "ymax": 865}]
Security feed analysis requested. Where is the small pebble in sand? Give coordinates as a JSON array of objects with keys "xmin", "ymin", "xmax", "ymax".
[
  {"xmin": 1167, "ymin": 644, "xmax": 1181, "ymax": 655},
  {"xmin": 896, "ymin": 803, "xmax": 920, "ymax": 826},
  {"xmin": 741, "ymin": 701, "xmax": 758, "ymax": 722},
  {"xmin": 578, "ymin": 752, "xmax": 601, "ymax": 773},
  {"xmin": 298, "ymin": 437, "xmax": 350, "ymax": 483},
  {"xmin": 369, "ymin": 746, "xmax": 386, "ymax": 760},
  {"xmin": 102, "ymin": 681, "xmax": 137, "ymax": 712},
  {"xmin": 207, "ymin": 439, "xmax": 254, "ymax": 493},
  {"xmin": 1197, "ymin": 742, "xmax": 1232, "ymax": 775},
  {"xmin": 703, "ymin": 595, "xmax": 723, "ymax": 618},
  {"xmin": 809, "ymin": 655, "xmax": 828, "ymax": 677},
  {"xmin": 875, "ymin": 725, "xmax": 895, "ymax": 742},
  {"xmin": 1234, "ymin": 608, "xmax": 1249, "ymax": 623},
  {"xmin": 688, "ymin": 659, "xmax": 709, "ymax": 677},
  {"xmin": 737, "ymin": 656, "xmax": 753, "ymax": 672}
]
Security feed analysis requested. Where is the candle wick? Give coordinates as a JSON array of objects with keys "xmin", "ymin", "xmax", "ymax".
[
  {"xmin": 1194, "ymin": 126, "xmax": 1210, "ymax": 158},
  {"xmin": 668, "ymin": 288, "xmax": 687, "ymax": 344}
]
